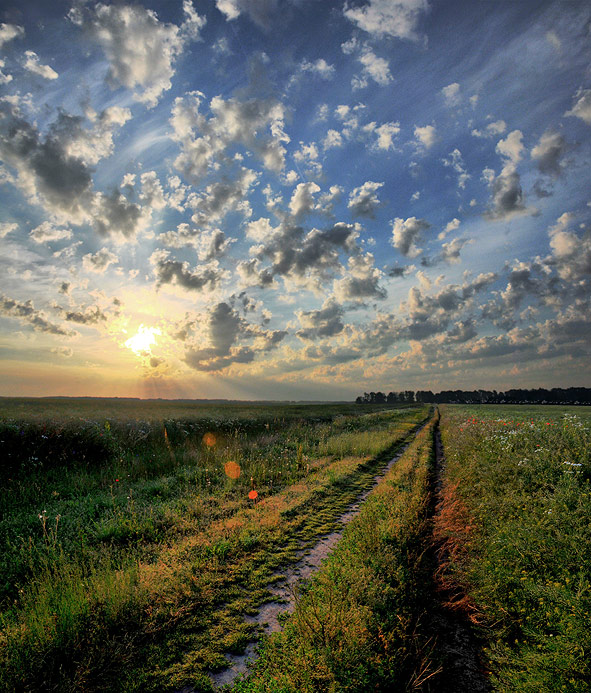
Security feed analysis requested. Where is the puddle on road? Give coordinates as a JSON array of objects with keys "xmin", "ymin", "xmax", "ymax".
[{"xmin": 209, "ymin": 433, "xmax": 420, "ymax": 690}]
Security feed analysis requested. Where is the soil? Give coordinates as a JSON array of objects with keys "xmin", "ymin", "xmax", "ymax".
[{"xmin": 423, "ymin": 424, "xmax": 491, "ymax": 692}]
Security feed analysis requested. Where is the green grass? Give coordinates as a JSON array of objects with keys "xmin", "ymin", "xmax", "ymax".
[
  {"xmin": 233, "ymin": 415, "xmax": 438, "ymax": 692},
  {"xmin": 0, "ymin": 398, "xmax": 428, "ymax": 691},
  {"xmin": 438, "ymin": 405, "xmax": 591, "ymax": 692}
]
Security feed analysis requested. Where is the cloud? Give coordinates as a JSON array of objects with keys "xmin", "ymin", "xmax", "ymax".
[
  {"xmin": 354, "ymin": 47, "xmax": 392, "ymax": 88},
  {"xmin": 183, "ymin": 300, "xmax": 285, "ymax": 371},
  {"xmin": 0, "ymin": 105, "xmax": 94, "ymax": 225},
  {"xmin": 289, "ymin": 182, "xmax": 321, "ymax": 220},
  {"xmin": 441, "ymin": 82, "xmax": 460, "ymax": 107},
  {"xmin": 216, "ymin": 0, "xmax": 279, "ymax": 29},
  {"xmin": 547, "ymin": 212, "xmax": 591, "ymax": 282},
  {"xmin": 58, "ymin": 305, "xmax": 107, "ymax": 325},
  {"xmin": 373, "ymin": 122, "xmax": 400, "ymax": 150},
  {"xmin": 414, "ymin": 124, "xmax": 436, "ymax": 149},
  {"xmin": 0, "ymin": 23, "xmax": 24, "ymax": 48},
  {"xmin": 471, "ymin": 120, "xmax": 506, "ymax": 138},
  {"xmin": 0, "ymin": 59, "xmax": 12, "ymax": 85},
  {"xmin": 391, "ymin": 216, "xmax": 429, "ymax": 257},
  {"xmin": 0, "ymin": 295, "xmax": 73, "ymax": 336},
  {"xmin": 333, "ymin": 252, "xmax": 386, "ymax": 302},
  {"xmin": 531, "ymin": 130, "xmax": 567, "ymax": 178},
  {"xmin": 171, "ymin": 89, "xmax": 289, "ymax": 181},
  {"xmin": 323, "ymin": 129, "xmax": 344, "ymax": 150},
  {"xmin": 296, "ymin": 299, "xmax": 344, "ymax": 340},
  {"xmin": 70, "ymin": 1, "xmax": 205, "ymax": 107},
  {"xmin": 442, "ymin": 148, "xmax": 469, "ymax": 189},
  {"xmin": 565, "ymin": 88, "xmax": 591, "ymax": 125},
  {"xmin": 150, "ymin": 249, "xmax": 225, "ymax": 292},
  {"xmin": 188, "ymin": 167, "xmax": 258, "ymax": 225},
  {"xmin": 82, "ymin": 248, "xmax": 119, "ymax": 273},
  {"xmin": 440, "ymin": 237, "xmax": 472, "ymax": 264},
  {"xmin": 0, "ymin": 222, "xmax": 17, "ymax": 238},
  {"xmin": 438, "ymin": 217, "xmax": 460, "ymax": 240},
  {"xmin": 496, "ymin": 129, "xmax": 524, "ymax": 165},
  {"xmin": 300, "ymin": 58, "xmax": 335, "ymax": 80},
  {"xmin": 343, "ymin": 0, "xmax": 429, "ymax": 41},
  {"xmin": 50, "ymin": 107, "xmax": 132, "ymax": 166},
  {"xmin": 29, "ymin": 222, "xmax": 72, "ymax": 244},
  {"xmin": 347, "ymin": 180, "xmax": 383, "ymax": 218},
  {"xmin": 484, "ymin": 130, "xmax": 531, "ymax": 220},
  {"xmin": 22, "ymin": 51, "xmax": 58, "ymax": 80},
  {"xmin": 247, "ymin": 220, "xmax": 361, "ymax": 289},
  {"xmin": 92, "ymin": 189, "xmax": 143, "ymax": 238}
]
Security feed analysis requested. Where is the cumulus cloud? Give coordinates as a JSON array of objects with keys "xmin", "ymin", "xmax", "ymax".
[
  {"xmin": 289, "ymin": 182, "xmax": 321, "ymax": 220},
  {"xmin": 343, "ymin": 0, "xmax": 429, "ymax": 41},
  {"xmin": 92, "ymin": 189, "xmax": 143, "ymax": 238},
  {"xmin": 565, "ymin": 88, "xmax": 591, "ymax": 125},
  {"xmin": 0, "ymin": 105, "xmax": 94, "ymax": 225},
  {"xmin": 441, "ymin": 82, "xmax": 460, "ymax": 106},
  {"xmin": 150, "ymin": 249, "xmax": 225, "ymax": 292},
  {"xmin": 531, "ymin": 130, "xmax": 567, "ymax": 178},
  {"xmin": 471, "ymin": 120, "xmax": 506, "ymax": 138},
  {"xmin": 333, "ymin": 252, "xmax": 386, "ymax": 301},
  {"xmin": 0, "ymin": 295, "xmax": 73, "ymax": 336},
  {"xmin": 348, "ymin": 181, "xmax": 384, "ymax": 218},
  {"xmin": 323, "ymin": 129, "xmax": 344, "ymax": 150},
  {"xmin": 391, "ymin": 216, "xmax": 429, "ymax": 257},
  {"xmin": 296, "ymin": 299, "xmax": 344, "ymax": 340},
  {"xmin": 372, "ymin": 122, "xmax": 400, "ymax": 150},
  {"xmin": 414, "ymin": 124, "xmax": 436, "ymax": 149},
  {"xmin": 353, "ymin": 47, "xmax": 392, "ymax": 89},
  {"xmin": 58, "ymin": 305, "xmax": 107, "ymax": 325},
  {"xmin": 188, "ymin": 167, "xmax": 258, "ymax": 225},
  {"xmin": 171, "ymin": 89, "xmax": 289, "ymax": 181},
  {"xmin": 29, "ymin": 222, "xmax": 72, "ymax": 244},
  {"xmin": 0, "ymin": 23, "xmax": 24, "ymax": 48},
  {"xmin": 22, "ymin": 51, "xmax": 58, "ymax": 80},
  {"xmin": 82, "ymin": 248, "xmax": 118, "ymax": 273},
  {"xmin": 70, "ymin": 1, "xmax": 205, "ymax": 107},
  {"xmin": 440, "ymin": 237, "xmax": 472, "ymax": 264},
  {"xmin": 48, "ymin": 106, "xmax": 132, "ymax": 166},
  {"xmin": 547, "ymin": 212, "xmax": 591, "ymax": 282},
  {"xmin": 438, "ymin": 217, "xmax": 460, "ymax": 240},
  {"xmin": 246, "ymin": 220, "xmax": 361, "ymax": 290},
  {"xmin": 300, "ymin": 58, "xmax": 335, "ymax": 80},
  {"xmin": 485, "ymin": 130, "xmax": 531, "ymax": 220},
  {"xmin": 0, "ymin": 222, "xmax": 17, "ymax": 238},
  {"xmin": 215, "ymin": 0, "xmax": 279, "ymax": 29},
  {"xmin": 442, "ymin": 148, "xmax": 469, "ymax": 189},
  {"xmin": 184, "ymin": 300, "xmax": 285, "ymax": 371}
]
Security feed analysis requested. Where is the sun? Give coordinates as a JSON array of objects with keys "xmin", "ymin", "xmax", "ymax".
[{"xmin": 124, "ymin": 325, "xmax": 162, "ymax": 356}]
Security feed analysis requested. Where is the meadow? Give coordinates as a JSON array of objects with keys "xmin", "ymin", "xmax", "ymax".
[
  {"xmin": 1, "ymin": 398, "xmax": 589, "ymax": 692},
  {"xmin": 437, "ymin": 404, "xmax": 591, "ymax": 692},
  {"xmin": 0, "ymin": 397, "xmax": 428, "ymax": 691}
]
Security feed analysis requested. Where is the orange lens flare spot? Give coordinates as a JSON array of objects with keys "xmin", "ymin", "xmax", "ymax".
[
  {"xmin": 248, "ymin": 490, "xmax": 258, "ymax": 500},
  {"xmin": 224, "ymin": 461, "xmax": 241, "ymax": 480},
  {"xmin": 202, "ymin": 432, "xmax": 216, "ymax": 447}
]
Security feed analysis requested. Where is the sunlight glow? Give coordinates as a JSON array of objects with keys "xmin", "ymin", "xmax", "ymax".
[{"xmin": 124, "ymin": 325, "xmax": 162, "ymax": 356}]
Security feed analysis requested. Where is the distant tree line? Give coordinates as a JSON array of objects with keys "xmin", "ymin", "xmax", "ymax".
[{"xmin": 355, "ymin": 388, "xmax": 591, "ymax": 405}]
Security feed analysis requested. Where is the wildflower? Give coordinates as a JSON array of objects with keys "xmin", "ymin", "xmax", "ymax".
[{"xmin": 248, "ymin": 490, "xmax": 258, "ymax": 500}]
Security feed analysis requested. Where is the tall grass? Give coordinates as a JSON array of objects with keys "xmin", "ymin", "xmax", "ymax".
[{"xmin": 438, "ymin": 405, "xmax": 591, "ymax": 692}]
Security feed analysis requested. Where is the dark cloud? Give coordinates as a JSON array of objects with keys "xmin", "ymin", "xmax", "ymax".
[
  {"xmin": 531, "ymin": 131, "xmax": 568, "ymax": 178},
  {"xmin": 150, "ymin": 250, "xmax": 224, "ymax": 292},
  {"xmin": 297, "ymin": 299, "xmax": 344, "ymax": 340},
  {"xmin": 0, "ymin": 295, "xmax": 74, "ymax": 336},
  {"xmin": 58, "ymin": 306, "xmax": 107, "ymax": 325}
]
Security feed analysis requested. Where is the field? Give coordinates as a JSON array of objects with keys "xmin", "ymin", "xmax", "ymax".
[{"xmin": 0, "ymin": 399, "xmax": 589, "ymax": 692}]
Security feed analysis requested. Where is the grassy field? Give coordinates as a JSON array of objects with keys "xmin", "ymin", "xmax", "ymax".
[
  {"xmin": 437, "ymin": 404, "xmax": 591, "ymax": 692},
  {"xmin": 0, "ymin": 397, "xmax": 428, "ymax": 692}
]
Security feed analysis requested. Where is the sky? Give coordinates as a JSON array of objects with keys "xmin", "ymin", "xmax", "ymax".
[{"xmin": 0, "ymin": 0, "xmax": 590, "ymax": 400}]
